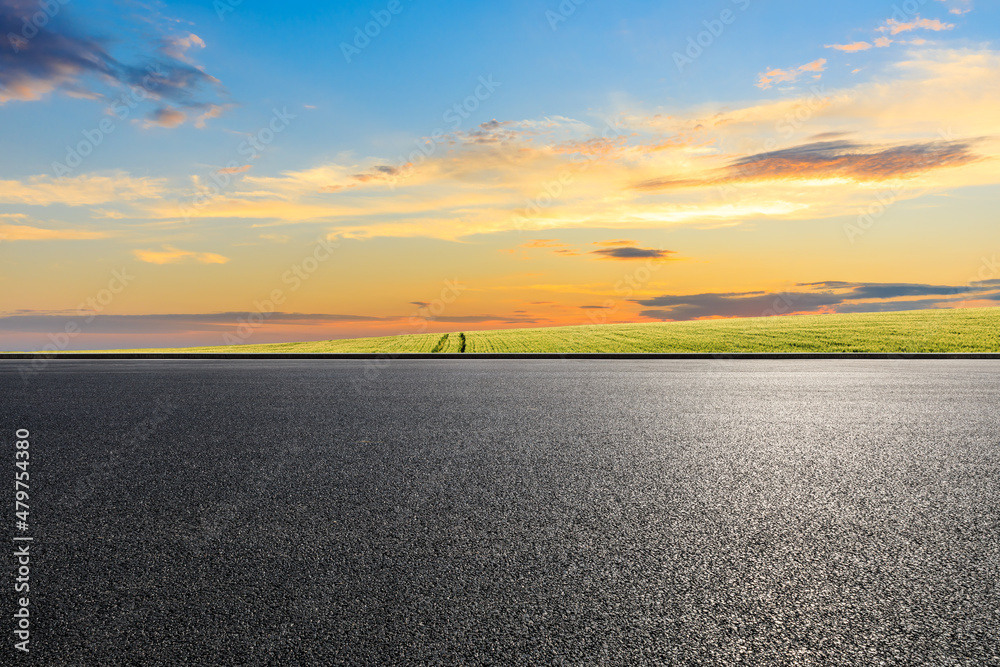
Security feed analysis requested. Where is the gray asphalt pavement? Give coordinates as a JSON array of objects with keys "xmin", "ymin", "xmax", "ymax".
[{"xmin": 2, "ymin": 360, "xmax": 998, "ymax": 665}]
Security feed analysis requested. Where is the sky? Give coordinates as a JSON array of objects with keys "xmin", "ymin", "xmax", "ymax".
[{"xmin": 1, "ymin": 0, "xmax": 999, "ymax": 350}]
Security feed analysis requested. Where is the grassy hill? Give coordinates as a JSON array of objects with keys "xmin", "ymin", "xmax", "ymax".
[{"xmin": 82, "ymin": 307, "xmax": 1000, "ymax": 354}]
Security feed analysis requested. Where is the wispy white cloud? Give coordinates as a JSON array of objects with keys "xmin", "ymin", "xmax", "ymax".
[{"xmin": 0, "ymin": 172, "xmax": 165, "ymax": 206}]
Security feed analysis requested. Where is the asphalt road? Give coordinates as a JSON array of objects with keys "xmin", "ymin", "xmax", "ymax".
[{"xmin": 2, "ymin": 360, "xmax": 999, "ymax": 666}]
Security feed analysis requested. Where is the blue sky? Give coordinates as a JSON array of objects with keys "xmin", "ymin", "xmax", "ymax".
[{"xmin": 4, "ymin": 0, "xmax": 991, "ymax": 176}]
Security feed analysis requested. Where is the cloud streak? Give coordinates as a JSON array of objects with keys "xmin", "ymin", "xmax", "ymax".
[
  {"xmin": 0, "ymin": 312, "xmax": 393, "ymax": 335},
  {"xmin": 133, "ymin": 246, "xmax": 229, "ymax": 265},
  {"xmin": 636, "ymin": 282, "xmax": 1000, "ymax": 320},
  {"xmin": 0, "ymin": 222, "xmax": 109, "ymax": 241},
  {"xmin": 826, "ymin": 42, "xmax": 872, "ymax": 52},
  {"xmin": 0, "ymin": 172, "xmax": 165, "ymax": 206},
  {"xmin": 756, "ymin": 58, "xmax": 826, "ymax": 89},
  {"xmin": 635, "ymin": 139, "xmax": 982, "ymax": 191},
  {"xmin": 10, "ymin": 48, "xmax": 993, "ymax": 244},
  {"xmin": 590, "ymin": 246, "xmax": 675, "ymax": 260},
  {"xmin": 883, "ymin": 16, "xmax": 955, "ymax": 36},
  {"xmin": 0, "ymin": 0, "xmax": 226, "ymax": 126}
]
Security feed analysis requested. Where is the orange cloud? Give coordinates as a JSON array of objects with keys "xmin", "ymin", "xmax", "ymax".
[
  {"xmin": 0, "ymin": 223, "xmax": 109, "ymax": 241},
  {"xmin": 884, "ymin": 16, "xmax": 954, "ymax": 35},
  {"xmin": 522, "ymin": 239, "xmax": 565, "ymax": 248},
  {"xmin": 163, "ymin": 33, "xmax": 207, "ymax": 63},
  {"xmin": 509, "ymin": 239, "xmax": 582, "ymax": 257},
  {"xmin": 0, "ymin": 172, "xmax": 164, "ymax": 206},
  {"xmin": 635, "ymin": 139, "xmax": 982, "ymax": 191},
  {"xmin": 826, "ymin": 42, "xmax": 872, "ymax": 52},
  {"xmin": 218, "ymin": 164, "xmax": 252, "ymax": 175},
  {"xmin": 936, "ymin": 0, "xmax": 973, "ymax": 13},
  {"xmin": 593, "ymin": 239, "xmax": 638, "ymax": 247},
  {"xmin": 98, "ymin": 48, "xmax": 1000, "ymax": 242},
  {"xmin": 0, "ymin": 74, "xmax": 67, "ymax": 104},
  {"xmin": 756, "ymin": 59, "xmax": 827, "ymax": 89},
  {"xmin": 799, "ymin": 59, "xmax": 827, "ymax": 72},
  {"xmin": 133, "ymin": 246, "xmax": 229, "ymax": 265},
  {"xmin": 143, "ymin": 107, "xmax": 187, "ymax": 128},
  {"xmin": 195, "ymin": 104, "xmax": 230, "ymax": 129}
]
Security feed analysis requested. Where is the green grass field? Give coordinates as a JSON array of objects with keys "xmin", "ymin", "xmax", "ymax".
[{"xmin": 69, "ymin": 307, "xmax": 1000, "ymax": 354}]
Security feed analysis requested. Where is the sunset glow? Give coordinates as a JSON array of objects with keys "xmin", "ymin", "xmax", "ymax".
[{"xmin": 2, "ymin": 0, "xmax": 999, "ymax": 349}]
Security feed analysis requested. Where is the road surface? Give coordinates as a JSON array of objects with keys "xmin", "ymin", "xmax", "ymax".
[{"xmin": 1, "ymin": 360, "xmax": 998, "ymax": 665}]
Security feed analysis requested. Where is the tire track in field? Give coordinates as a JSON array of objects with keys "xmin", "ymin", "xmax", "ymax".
[
  {"xmin": 431, "ymin": 334, "xmax": 450, "ymax": 353},
  {"xmin": 431, "ymin": 333, "xmax": 468, "ymax": 353}
]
